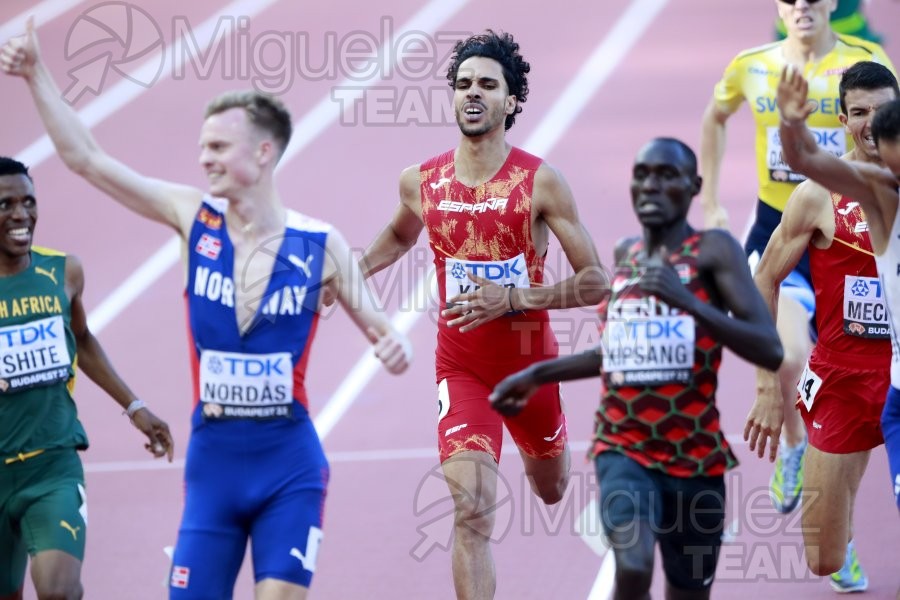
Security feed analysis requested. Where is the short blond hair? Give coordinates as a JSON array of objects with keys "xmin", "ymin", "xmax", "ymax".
[{"xmin": 204, "ymin": 91, "xmax": 292, "ymax": 156}]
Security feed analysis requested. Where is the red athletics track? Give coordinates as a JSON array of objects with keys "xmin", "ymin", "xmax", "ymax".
[{"xmin": 3, "ymin": 0, "xmax": 898, "ymax": 598}]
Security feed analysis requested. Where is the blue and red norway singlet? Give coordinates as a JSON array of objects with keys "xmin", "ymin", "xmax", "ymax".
[
  {"xmin": 185, "ymin": 197, "xmax": 329, "ymax": 424},
  {"xmin": 171, "ymin": 198, "xmax": 331, "ymax": 596}
]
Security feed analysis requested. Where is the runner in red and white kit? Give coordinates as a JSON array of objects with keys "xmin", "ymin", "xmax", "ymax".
[
  {"xmin": 361, "ymin": 31, "xmax": 607, "ymax": 598},
  {"xmin": 749, "ymin": 61, "xmax": 897, "ymax": 591},
  {"xmin": 776, "ymin": 64, "xmax": 900, "ymax": 600}
]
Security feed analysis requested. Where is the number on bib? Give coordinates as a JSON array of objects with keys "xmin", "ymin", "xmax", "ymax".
[{"xmin": 796, "ymin": 362, "xmax": 823, "ymax": 412}]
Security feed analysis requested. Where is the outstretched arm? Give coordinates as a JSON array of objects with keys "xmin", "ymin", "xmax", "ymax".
[
  {"xmin": 323, "ymin": 228, "xmax": 411, "ymax": 374},
  {"xmin": 66, "ymin": 256, "xmax": 174, "ymax": 461},
  {"xmin": 0, "ymin": 18, "xmax": 201, "ymax": 234},
  {"xmin": 490, "ymin": 348, "xmax": 602, "ymax": 417}
]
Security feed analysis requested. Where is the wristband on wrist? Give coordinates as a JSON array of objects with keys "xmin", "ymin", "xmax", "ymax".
[{"xmin": 124, "ymin": 399, "xmax": 147, "ymax": 419}]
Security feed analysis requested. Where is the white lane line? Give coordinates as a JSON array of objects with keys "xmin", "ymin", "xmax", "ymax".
[
  {"xmin": 313, "ymin": 0, "xmax": 672, "ymax": 445},
  {"xmin": 88, "ymin": 236, "xmax": 180, "ymax": 332},
  {"xmin": 588, "ymin": 552, "xmax": 617, "ymax": 600},
  {"xmin": 84, "ymin": 438, "xmax": 593, "ymax": 473},
  {"xmin": 72, "ymin": 0, "xmax": 472, "ymax": 333},
  {"xmin": 83, "ymin": 433, "xmax": 747, "ymax": 473},
  {"xmin": 0, "ymin": 0, "xmax": 84, "ymax": 45}
]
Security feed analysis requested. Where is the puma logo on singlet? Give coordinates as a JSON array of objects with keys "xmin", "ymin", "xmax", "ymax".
[
  {"xmin": 288, "ymin": 254, "xmax": 314, "ymax": 278},
  {"xmin": 59, "ymin": 520, "xmax": 80, "ymax": 541},
  {"xmin": 35, "ymin": 266, "xmax": 57, "ymax": 285},
  {"xmin": 429, "ymin": 177, "xmax": 451, "ymax": 190},
  {"xmin": 837, "ymin": 201, "xmax": 859, "ymax": 215}
]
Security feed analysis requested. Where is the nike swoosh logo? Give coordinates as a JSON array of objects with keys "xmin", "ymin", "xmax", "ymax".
[{"xmin": 543, "ymin": 424, "xmax": 564, "ymax": 442}]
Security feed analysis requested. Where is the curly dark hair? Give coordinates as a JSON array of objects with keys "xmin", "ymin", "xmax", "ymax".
[{"xmin": 446, "ymin": 30, "xmax": 530, "ymax": 130}]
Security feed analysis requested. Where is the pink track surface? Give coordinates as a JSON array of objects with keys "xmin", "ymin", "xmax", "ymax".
[{"xmin": 5, "ymin": 0, "xmax": 899, "ymax": 598}]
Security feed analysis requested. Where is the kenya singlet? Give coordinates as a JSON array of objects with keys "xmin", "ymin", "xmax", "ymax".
[{"xmin": 593, "ymin": 236, "xmax": 737, "ymax": 477}]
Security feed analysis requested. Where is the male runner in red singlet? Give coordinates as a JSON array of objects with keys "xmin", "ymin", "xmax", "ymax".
[
  {"xmin": 490, "ymin": 138, "xmax": 783, "ymax": 599},
  {"xmin": 361, "ymin": 31, "xmax": 607, "ymax": 598},
  {"xmin": 775, "ymin": 64, "xmax": 900, "ymax": 600},
  {"xmin": 701, "ymin": 0, "xmax": 894, "ymax": 523},
  {"xmin": 749, "ymin": 61, "xmax": 897, "ymax": 592}
]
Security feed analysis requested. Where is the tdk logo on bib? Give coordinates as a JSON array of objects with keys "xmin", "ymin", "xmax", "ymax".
[
  {"xmin": 445, "ymin": 253, "xmax": 530, "ymax": 300},
  {"xmin": 207, "ymin": 354, "xmax": 287, "ymax": 377},
  {"xmin": 620, "ymin": 319, "xmax": 690, "ymax": 340},
  {"xmin": 450, "ymin": 258, "xmax": 524, "ymax": 281},
  {"xmin": 0, "ymin": 315, "xmax": 71, "ymax": 392},
  {"xmin": 0, "ymin": 319, "xmax": 60, "ymax": 346},
  {"xmin": 200, "ymin": 350, "xmax": 293, "ymax": 419}
]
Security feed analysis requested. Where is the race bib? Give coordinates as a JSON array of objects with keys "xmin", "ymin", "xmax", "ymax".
[
  {"xmin": 0, "ymin": 316, "xmax": 71, "ymax": 393},
  {"xmin": 843, "ymin": 276, "xmax": 890, "ymax": 338},
  {"xmin": 766, "ymin": 126, "xmax": 846, "ymax": 183},
  {"xmin": 199, "ymin": 350, "xmax": 293, "ymax": 419},
  {"xmin": 602, "ymin": 315, "xmax": 695, "ymax": 386},
  {"xmin": 444, "ymin": 253, "xmax": 530, "ymax": 305},
  {"xmin": 796, "ymin": 361, "xmax": 823, "ymax": 412}
]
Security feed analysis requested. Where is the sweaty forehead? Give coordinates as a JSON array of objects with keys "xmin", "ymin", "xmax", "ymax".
[{"xmin": 0, "ymin": 174, "xmax": 34, "ymax": 197}]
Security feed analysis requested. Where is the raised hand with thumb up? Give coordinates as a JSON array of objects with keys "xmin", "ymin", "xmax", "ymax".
[{"xmin": 0, "ymin": 16, "xmax": 40, "ymax": 80}]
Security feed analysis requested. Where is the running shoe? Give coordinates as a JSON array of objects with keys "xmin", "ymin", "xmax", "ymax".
[
  {"xmin": 830, "ymin": 540, "xmax": 868, "ymax": 593},
  {"xmin": 770, "ymin": 437, "xmax": 806, "ymax": 513}
]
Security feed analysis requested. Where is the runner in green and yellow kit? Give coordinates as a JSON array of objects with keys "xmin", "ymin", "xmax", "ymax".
[{"xmin": 0, "ymin": 157, "xmax": 173, "ymax": 600}]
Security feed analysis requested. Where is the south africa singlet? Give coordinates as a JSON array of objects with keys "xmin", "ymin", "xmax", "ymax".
[{"xmin": 0, "ymin": 248, "xmax": 84, "ymax": 454}]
